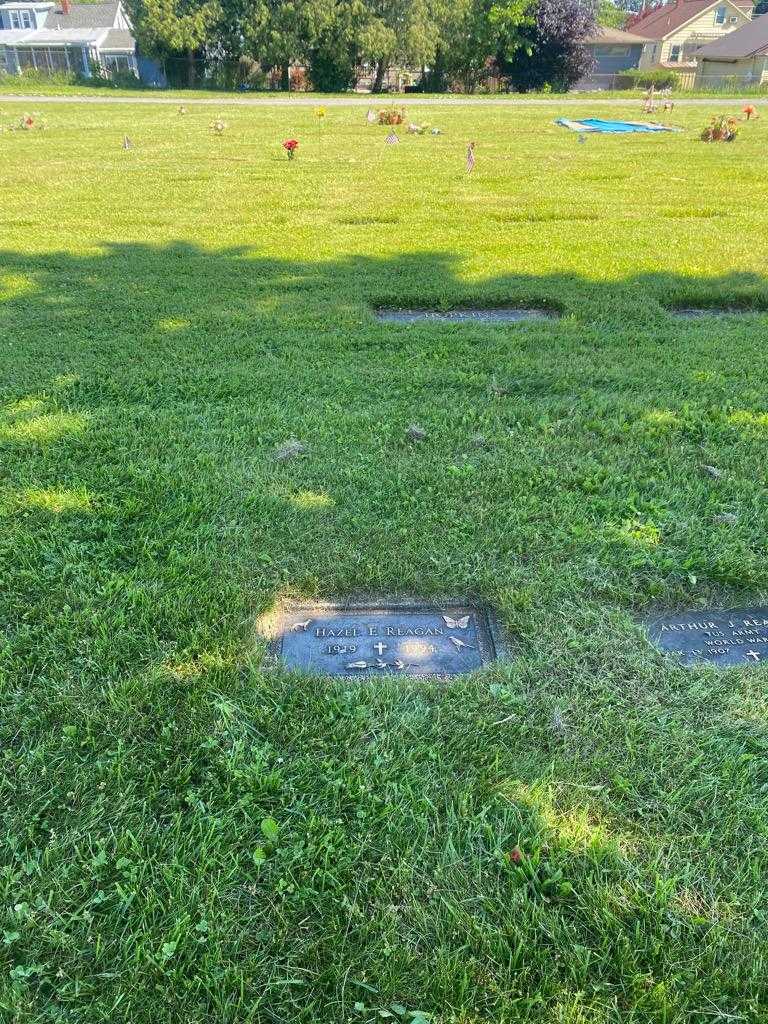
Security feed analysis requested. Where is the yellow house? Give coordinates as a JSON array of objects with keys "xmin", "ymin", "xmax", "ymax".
[{"xmin": 626, "ymin": 0, "xmax": 754, "ymax": 68}]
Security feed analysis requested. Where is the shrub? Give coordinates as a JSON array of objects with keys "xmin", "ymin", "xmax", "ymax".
[
  {"xmin": 616, "ymin": 68, "xmax": 680, "ymax": 90},
  {"xmin": 19, "ymin": 67, "xmax": 76, "ymax": 86}
]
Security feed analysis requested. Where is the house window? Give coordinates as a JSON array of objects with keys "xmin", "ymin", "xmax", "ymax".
[
  {"xmin": 669, "ymin": 44, "xmax": 682, "ymax": 61},
  {"xmin": 10, "ymin": 9, "xmax": 32, "ymax": 27},
  {"xmin": 68, "ymin": 46, "xmax": 83, "ymax": 73},
  {"xmin": 714, "ymin": 5, "xmax": 727, "ymax": 23},
  {"xmin": 104, "ymin": 53, "xmax": 134, "ymax": 73}
]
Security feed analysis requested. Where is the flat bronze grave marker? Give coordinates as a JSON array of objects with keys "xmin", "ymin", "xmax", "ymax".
[
  {"xmin": 375, "ymin": 308, "xmax": 556, "ymax": 324},
  {"xmin": 266, "ymin": 600, "xmax": 505, "ymax": 677},
  {"xmin": 647, "ymin": 607, "xmax": 768, "ymax": 667},
  {"xmin": 670, "ymin": 308, "xmax": 764, "ymax": 319}
]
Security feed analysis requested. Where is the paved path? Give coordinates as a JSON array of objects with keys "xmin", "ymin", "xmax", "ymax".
[{"xmin": 0, "ymin": 93, "xmax": 755, "ymax": 107}]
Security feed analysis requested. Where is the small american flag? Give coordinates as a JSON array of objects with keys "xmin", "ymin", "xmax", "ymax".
[
  {"xmin": 466, "ymin": 141, "xmax": 475, "ymax": 173},
  {"xmin": 122, "ymin": 135, "xmax": 133, "ymax": 150},
  {"xmin": 385, "ymin": 130, "xmax": 399, "ymax": 145}
]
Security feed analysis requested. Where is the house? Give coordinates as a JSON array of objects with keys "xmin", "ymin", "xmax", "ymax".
[
  {"xmin": 577, "ymin": 26, "xmax": 652, "ymax": 88},
  {"xmin": 696, "ymin": 12, "xmax": 768, "ymax": 83},
  {"xmin": 0, "ymin": 0, "xmax": 159, "ymax": 80},
  {"xmin": 626, "ymin": 0, "xmax": 754, "ymax": 67}
]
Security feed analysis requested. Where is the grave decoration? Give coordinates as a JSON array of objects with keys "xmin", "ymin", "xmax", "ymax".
[{"xmin": 701, "ymin": 115, "xmax": 738, "ymax": 142}]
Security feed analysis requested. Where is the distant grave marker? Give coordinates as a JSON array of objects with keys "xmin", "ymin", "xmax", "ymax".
[
  {"xmin": 670, "ymin": 307, "xmax": 765, "ymax": 319},
  {"xmin": 264, "ymin": 600, "xmax": 507, "ymax": 677},
  {"xmin": 647, "ymin": 607, "xmax": 768, "ymax": 667},
  {"xmin": 375, "ymin": 308, "xmax": 556, "ymax": 324}
]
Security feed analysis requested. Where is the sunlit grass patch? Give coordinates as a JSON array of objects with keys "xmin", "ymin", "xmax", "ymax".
[
  {"xmin": 616, "ymin": 521, "xmax": 662, "ymax": 547},
  {"xmin": 289, "ymin": 490, "xmax": 335, "ymax": 510},
  {"xmin": 14, "ymin": 486, "xmax": 93, "ymax": 514},
  {"xmin": 0, "ymin": 272, "xmax": 36, "ymax": 301},
  {"xmin": 0, "ymin": 410, "xmax": 88, "ymax": 444}
]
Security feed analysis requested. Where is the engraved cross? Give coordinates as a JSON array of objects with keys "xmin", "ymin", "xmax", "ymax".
[{"xmin": 373, "ymin": 642, "xmax": 388, "ymax": 656}]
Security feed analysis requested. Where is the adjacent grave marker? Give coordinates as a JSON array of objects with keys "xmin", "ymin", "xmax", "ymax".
[
  {"xmin": 670, "ymin": 307, "xmax": 764, "ymax": 319},
  {"xmin": 264, "ymin": 600, "xmax": 506, "ymax": 677},
  {"xmin": 375, "ymin": 308, "xmax": 556, "ymax": 325},
  {"xmin": 647, "ymin": 606, "xmax": 768, "ymax": 667}
]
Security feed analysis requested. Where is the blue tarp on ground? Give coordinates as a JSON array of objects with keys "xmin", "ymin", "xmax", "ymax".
[{"xmin": 556, "ymin": 118, "xmax": 680, "ymax": 133}]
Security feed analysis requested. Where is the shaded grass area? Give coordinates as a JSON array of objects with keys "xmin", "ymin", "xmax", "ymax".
[{"xmin": 1, "ymin": 102, "xmax": 768, "ymax": 1022}]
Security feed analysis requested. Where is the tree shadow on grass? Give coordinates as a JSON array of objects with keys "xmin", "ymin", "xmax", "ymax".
[{"xmin": 1, "ymin": 243, "xmax": 768, "ymax": 1021}]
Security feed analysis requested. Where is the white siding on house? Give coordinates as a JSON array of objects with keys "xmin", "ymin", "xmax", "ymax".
[
  {"xmin": 698, "ymin": 53, "xmax": 768, "ymax": 81},
  {"xmin": 638, "ymin": 0, "xmax": 752, "ymax": 66}
]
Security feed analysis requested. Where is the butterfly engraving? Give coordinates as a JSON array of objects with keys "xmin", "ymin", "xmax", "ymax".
[{"xmin": 443, "ymin": 615, "xmax": 470, "ymax": 630}]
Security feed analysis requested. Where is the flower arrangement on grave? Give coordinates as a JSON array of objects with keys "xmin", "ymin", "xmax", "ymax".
[
  {"xmin": 282, "ymin": 138, "xmax": 299, "ymax": 159},
  {"xmin": 209, "ymin": 117, "xmax": 227, "ymax": 135},
  {"xmin": 378, "ymin": 106, "xmax": 405, "ymax": 125},
  {"xmin": 742, "ymin": 104, "xmax": 757, "ymax": 121},
  {"xmin": 6, "ymin": 113, "xmax": 45, "ymax": 132},
  {"xmin": 701, "ymin": 115, "xmax": 739, "ymax": 142}
]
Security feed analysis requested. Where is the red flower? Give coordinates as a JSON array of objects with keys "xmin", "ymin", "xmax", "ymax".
[
  {"xmin": 743, "ymin": 104, "xmax": 756, "ymax": 120},
  {"xmin": 282, "ymin": 139, "xmax": 299, "ymax": 158},
  {"xmin": 508, "ymin": 847, "xmax": 523, "ymax": 864}
]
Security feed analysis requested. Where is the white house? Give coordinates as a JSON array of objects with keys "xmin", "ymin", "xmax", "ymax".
[
  {"xmin": 0, "ymin": 0, "xmax": 139, "ymax": 77},
  {"xmin": 696, "ymin": 13, "xmax": 768, "ymax": 83}
]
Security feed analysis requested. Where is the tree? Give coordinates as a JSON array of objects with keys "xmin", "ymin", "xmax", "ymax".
[
  {"xmin": 357, "ymin": 0, "xmax": 439, "ymax": 92},
  {"xmin": 129, "ymin": 0, "xmax": 221, "ymax": 85},
  {"xmin": 307, "ymin": 0, "xmax": 367, "ymax": 91},
  {"xmin": 240, "ymin": 0, "xmax": 310, "ymax": 88},
  {"xmin": 431, "ymin": 0, "xmax": 534, "ymax": 93},
  {"xmin": 598, "ymin": 0, "xmax": 626, "ymax": 27},
  {"xmin": 504, "ymin": 0, "xmax": 596, "ymax": 91}
]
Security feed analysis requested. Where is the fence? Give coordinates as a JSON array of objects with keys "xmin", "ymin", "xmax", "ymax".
[{"xmin": 577, "ymin": 71, "xmax": 767, "ymax": 93}]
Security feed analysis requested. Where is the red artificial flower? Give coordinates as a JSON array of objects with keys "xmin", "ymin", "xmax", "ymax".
[
  {"xmin": 282, "ymin": 139, "xmax": 299, "ymax": 158},
  {"xmin": 743, "ymin": 104, "xmax": 756, "ymax": 120}
]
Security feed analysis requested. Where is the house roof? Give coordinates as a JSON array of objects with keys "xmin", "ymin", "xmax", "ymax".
[
  {"xmin": 45, "ymin": 2, "xmax": 119, "ymax": 29},
  {"xmin": 100, "ymin": 26, "xmax": 132, "ymax": 49},
  {"xmin": 627, "ymin": 0, "xmax": 753, "ymax": 40},
  {"xmin": 697, "ymin": 12, "xmax": 768, "ymax": 55},
  {"xmin": 0, "ymin": 24, "xmax": 103, "ymax": 41},
  {"xmin": 585, "ymin": 25, "xmax": 652, "ymax": 43},
  {"xmin": 0, "ymin": 2, "xmax": 135, "ymax": 48}
]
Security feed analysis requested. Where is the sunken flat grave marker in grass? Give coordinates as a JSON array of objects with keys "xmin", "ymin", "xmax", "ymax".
[
  {"xmin": 670, "ymin": 307, "xmax": 767, "ymax": 319},
  {"xmin": 647, "ymin": 607, "xmax": 768, "ymax": 667},
  {"xmin": 265, "ymin": 600, "xmax": 505, "ymax": 677},
  {"xmin": 375, "ymin": 307, "xmax": 557, "ymax": 324}
]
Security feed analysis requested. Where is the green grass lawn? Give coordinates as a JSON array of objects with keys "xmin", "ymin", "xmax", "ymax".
[{"xmin": 2, "ymin": 100, "xmax": 768, "ymax": 1023}]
